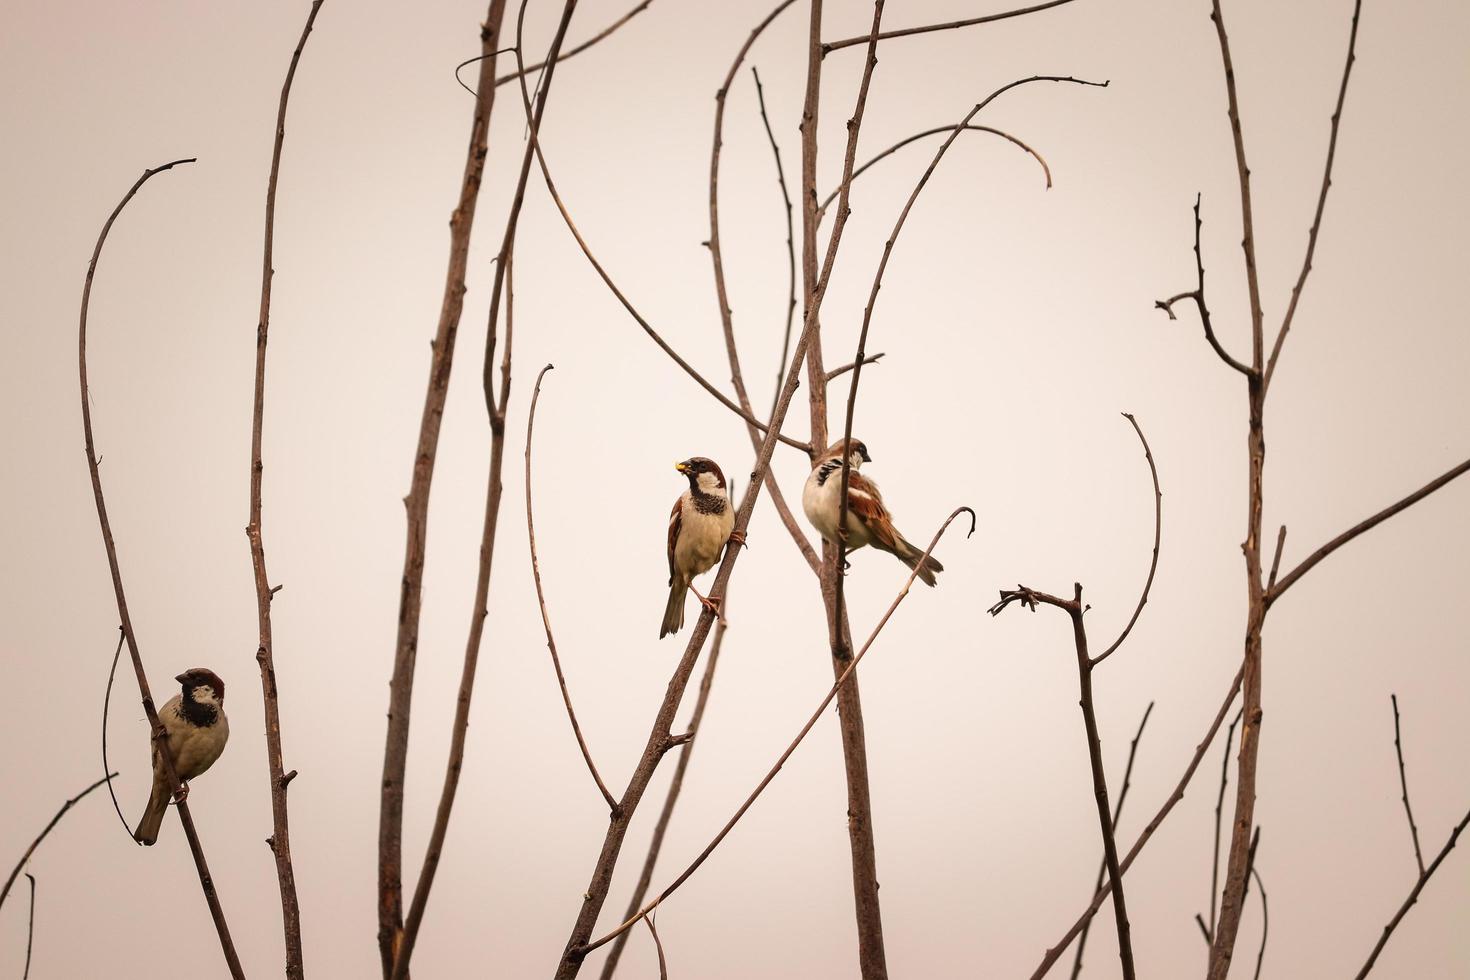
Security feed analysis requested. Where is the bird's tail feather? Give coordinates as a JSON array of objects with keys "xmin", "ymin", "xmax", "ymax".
[
  {"xmin": 133, "ymin": 778, "xmax": 169, "ymax": 845},
  {"xmin": 660, "ymin": 580, "xmax": 687, "ymax": 638},
  {"xmin": 896, "ymin": 535, "xmax": 943, "ymax": 587}
]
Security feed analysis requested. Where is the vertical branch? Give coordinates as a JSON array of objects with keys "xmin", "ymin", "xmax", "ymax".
[
  {"xmin": 1249, "ymin": 866, "xmax": 1268, "ymax": 980},
  {"xmin": 1202, "ymin": 710, "xmax": 1244, "ymax": 944},
  {"xmin": 78, "ymin": 158, "xmax": 245, "ymax": 980},
  {"xmin": 376, "ymin": 4, "xmax": 512, "ymax": 973},
  {"xmin": 1390, "ymin": 695, "xmax": 1426, "ymax": 875},
  {"xmin": 22, "ymin": 874, "xmax": 35, "ymax": 980},
  {"xmin": 751, "ymin": 67, "xmax": 798, "ymax": 422},
  {"xmin": 1068, "ymin": 701, "xmax": 1153, "ymax": 980},
  {"xmin": 248, "ymin": 6, "xmax": 324, "ymax": 977},
  {"xmin": 101, "ymin": 628, "xmax": 134, "ymax": 838}
]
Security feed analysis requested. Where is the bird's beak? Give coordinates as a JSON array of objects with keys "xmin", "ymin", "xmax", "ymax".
[
  {"xmin": 860, "ymin": 447, "xmax": 872, "ymax": 462},
  {"xmin": 674, "ymin": 461, "xmax": 688, "ymax": 473},
  {"xmin": 174, "ymin": 672, "xmax": 189, "ymax": 684}
]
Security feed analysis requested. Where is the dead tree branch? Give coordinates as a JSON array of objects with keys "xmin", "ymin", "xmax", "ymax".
[
  {"xmin": 1153, "ymin": 195, "xmax": 1252, "ymax": 377},
  {"xmin": 494, "ymin": 0, "xmax": 655, "ymax": 87},
  {"xmin": 1353, "ymin": 809, "xmax": 1470, "ymax": 976},
  {"xmin": 824, "ymin": 353, "xmax": 884, "ymax": 381},
  {"xmin": 643, "ymin": 912, "xmax": 668, "ymax": 980},
  {"xmin": 101, "ymin": 628, "xmax": 133, "ymax": 838},
  {"xmin": 1198, "ymin": 709, "xmax": 1244, "ymax": 945},
  {"xmin": 78, "ymin": 157, "xmax": 244, "ymax": 979},
  {"xmin": 749, "ymin": 66, "xmax": 799, "ymax": 422},
  {"xmin": 523, "ymin": 365, "xmax": 618, "ymax": 812},
  {"xmin": 1, "ymin": 774, "xmax": 118, "ymax": 911},
  {"xmin": 377, "ymin": 4, "xmax": 512, "ymax": 972},
  {"xmin": 1250, "ymin": 865, "xmax": 1268, "ymax": 980},
  {"xmin": 1092, "ymin": 413, "xmax": 1161, "ymax": 665},
  {"xmin": 1029, "ymin": 665, "xmax": 1243, "ymax": 979},
  {"xmin": 582, "ymin": 509, "xmax": 976, "ymax": 956},
  {"xmin": 1266, "ymin": 456, "xmax": 1470, "ymax": 606},
  {"xmin": 1068, "ymin": 702, "xmax": 1154, "ymax": 980},
  {"xmin": 248, "ymin": 6, "xmax": 323, "ymax": 976},
  {"xmin": 1390, "ymin": 695, "xmax": 1426, "ymax": 875},
  {"xmin": 22, "ymin": 873, "xmax": 35, "ymax": 979},
  {"xmin": 822, "ymin": 0, "xmax": 1084, "ymax": 54}
]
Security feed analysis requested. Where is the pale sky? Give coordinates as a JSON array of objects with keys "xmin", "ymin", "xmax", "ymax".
[{"xmin": 2, "ymin": 0, "xmax": 1467, "ymax": 977}]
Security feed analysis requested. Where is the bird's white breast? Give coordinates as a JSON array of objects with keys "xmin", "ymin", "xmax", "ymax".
[
  {"xmin": 676, "ymin": 493, "xmax": 734, "ymax": 578},
  {"xmin": 802, "ymin": 466, "xmax": 873, "ymax": 550}
]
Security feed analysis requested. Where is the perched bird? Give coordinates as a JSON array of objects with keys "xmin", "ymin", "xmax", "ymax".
[
  {"xmin": 133, "ymin": 668, "xmax": 231, "ymax": 846},
  {"xmin": 802, "ymin": 438, "xmax": 943, "ymax": 586},
  {"xmin": 661, "ymin": 457, "xmax": 740, "ymax": 638}
]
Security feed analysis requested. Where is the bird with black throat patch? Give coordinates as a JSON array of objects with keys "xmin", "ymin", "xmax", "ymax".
[
  {"xmin": 133, "ymin": 668, "xmax": 231, "ymax": 845},
  {"xmin": 661, "ymin": 457, "xmax": 742, "ymax": 638},
  {"xmin": 803, "ymin": 438, "xmax": 943, "ymax": 586}
]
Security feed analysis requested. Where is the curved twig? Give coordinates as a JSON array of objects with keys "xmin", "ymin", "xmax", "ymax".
[
  {"xmin": 822, "ymin": 0, "xmax": 1083, "ymax": 54},
  {"xmin": 249, "ymin": 8, "xmax": 323, "ymax": 976},
  {"xmin": 1, "ymin": 774, "xmax": 118, "ymax": 911},
  {"xmin": 816, "ymin": 123, "xmax": 1051, "ymax": 221},
  {"xmin": 22, "ymin": 873, "xmax": 35, "ymax": 979},
  {"xmin": 1264, "ymin": 0, "xmax": 1363, "ymax": 392},
  {"xmin": 494, "ymin": 0, "xmax": 655, "ymax": 87},
  {"xmin": 1390, "ymin": 695, "xmax": 1426, "ymax": 875},
  {"xmin": 1091, "ymin": 413, "xmax": 1161, "ymax": 666},
  {"xmin": 100, "ymin": 628, "xmax": 133, "ymax": 839},
  {"xmin": 78, "ymin": 158, "xmax": 244, "ymax": 979},
  {"xmin": 643, "ymin": 911, "xmax": 668, "ymax": 980},
  {"xmin": 1353, "ymin": 804, "xmax": 1470, "ymax": 979},
  {"xmin": 581, "ymin": 508, "xmax": 976, "ymax": 955},
  {"xmin": 1267, "ymin": 456, "xmax": 1470, "ymax": 606},
  {"xmin": 525, "ymin": 365, "xmax": 618, "ymax": 811},
  {"xmin": 1030, "ymin": 666, "xmax": 1244, "ymax": 979},
  {"xmin": 1153, "ymin": 195, "xmax": 1253, "ymax": 377},
  {"xmin": 1250, "ymin": 866, "xmax": 1268, "ymax": 980}
]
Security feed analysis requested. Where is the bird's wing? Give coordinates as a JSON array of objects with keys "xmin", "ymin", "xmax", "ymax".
[
  {"xmin": 666, "ymin": 495, "xmax": 683, "ymax": 583},
  {"xmin": 848, "ymin": 472, "xmax": 903, "ymax": 552}
]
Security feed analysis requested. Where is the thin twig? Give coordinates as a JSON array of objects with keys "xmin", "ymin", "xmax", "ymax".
[
  {"xmin": 1068, "ymin": 701, "xmax": 1154, "ymax": 980},
  {"xmin": 22, "ymin": 873, "xmax": 35, "ymax": 979},
  {"xmin": 1092, "ymin": 413, "xmax": 1162, "ymax": 666},
  {"xmin": 1267, "ymin": 457, "xmax": 1470, "ymax": 606},
  {"xmin": 1265, "ymin": 525, "xmax": 1286, "ymax": 592},
  {"xmin": 1154, "ymin": 195, "xmax": 1253, "ymax": 377},
  {"xmin": 598, "ymin": 599, "xmax": 731, "ymax": 980},
  {"xmin": 1353, "ymin": 804, "xmax": 1470, "ymax": 978},
  {"xmin": 1, "ymin": 774, "xmax": 117, "ymax": 911},
  {"xmin": 824, "ymin": 352, "xmax": 884, "ymax": 382},
  {"xmin": 750, "ymin": 66, "xmax": 799, "ymax": 425},
  {"xmin": 816, "ymin": 124, "xmax": 1052, "ymax": 221},
  {"xmin": 494, "ymin": 0, "xmax": 655, "ymax": 87},
  {"xmin": 822, "ymin": 0, "xmax": 1084, "ymax": 54},
  {"xmin": 1201, "ymin": 709, "xmax": 1244, "ymax": 945},
  {"xmin": 78, "ymin": 158, "xmax": 244, "ymax": 979},
  {"xmin": 249, "ymin": 7, "xmax": 323, "ymax": 976},
  {"xmin": 1250, "ymin": 866, "xmax": 1268, "ymax": 980},
  {"xmin": 101, "ymin": 628, "xmax": 133, "ymax": 839},
  {"xmin": 1264, "ymin": 0, "xmax": 1364, "ymax": 392},
  {"xmin": 1390, "ymin": 695, "xmax": 1426, "ymax": 875},
  {"xmin": 643, "ymin": 912, "xmax": 668, "ymax": 980},
  {"xmin": 524, "ymin": 364, "xmax": 618, "ymax": 812},
  {"xmin": 378, "ymin": 4, "xmax": 512, "ymax": 972},
  {"xmin": 581, "ymin": 508, "xmax": 976, "ymax": 955},
  {"xmin": 1029, "ymin": 666, "xmax": 1243, "ymax": 979}
]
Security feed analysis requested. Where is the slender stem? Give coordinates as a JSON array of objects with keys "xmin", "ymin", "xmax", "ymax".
[
  {"xmin": 750, "ymin": 66, "xmax": 799, "ymax": 426},
  {"xmin": 582, "ymin": 509, "xmax": 975, "ymax": 955},
  {"xmin": 1092, "ymin": 413, "xmax": 1162, "ymax": 666},
  {"xmin": 1390, "ymin": 695, "xmax": 1426, "ymax": 875},
  {"xmin": 1, "ymin": 774, "xmax": 117, "ymax": 911},
  {"xmin": 78, "ymin": 158, "xmax": 244, "ymax": 979},
  {"xmin": 100, "ymin": 628, "xmax": 133, "ymax": 839},
  {"xmin": 822, "ymin": 0, "xmax": 1084, "ymax": 54},
  {"xmin": 524, "ymin": 365, "xmax": 618, "ymax": 811},
  {"xmin": 493, "ymin": 0, "xmax": 654, "ymax": 87},
  {"xmin": 377, "ymin": 6, "xmax": 511, "ymax": 972},
  {"xmin": 1250, "ymin": 866, "xmax": 1268, "ymax": 980},
  {"xmin": 1267, "ymin": 457, "xmax": 1470, "ymax": 606},
  {"xmin": 1029, "ymin": 666, "xmax": 1243, "ymax": 979},
  {"xmin": 1068, "ymin": 702, "xmax": 1154, "ymax": 980},
  {"xmin": 1353, "ymin": 804, "xmax": 1470, "ymax": 979},
  {"xmin": 249, "ymin": 7, "xmax": 323, "ymax": 977},
  {"xmin": 1153, "ymin": 195, "xmax": 1253, "ymax": 377},
  {"xmin": 1205, "ymin": 709, "xmax": 1244, "ymax": 944},
  {"xmin": 643, "ymin": 913, "xmax": 668, "ymax": 980}
]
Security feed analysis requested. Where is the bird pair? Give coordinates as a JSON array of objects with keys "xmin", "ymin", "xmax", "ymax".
[{"xmin": 660, "ymin": 438, "xmax": 942, "ymax": 637}]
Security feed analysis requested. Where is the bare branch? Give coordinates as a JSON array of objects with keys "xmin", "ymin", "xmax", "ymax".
[
  {"xmin": 581, "ymin": 508, "xmax": 976, "ymax": 956},
  {"xmin": 524, "ymin": 365, "xmax": 618, "ymax": 812},
  {"xmin": 822, "ymin": 0, "xmax": 1084, "ymax": 54},
  {"xmin": 378, "ymin": 4, "xmax": 513, "ymax": 971},
  {"xmin": 817, "ymin": 124, "xmax": 1052, "ymax": 221},
  {"xmin": 824, "ymin": 352, "xmax": 885, "ymax": 382},
  {"xmin": 1153, "ymin": 195, "xmax": 1253, "ymax": 377},
  {"xmin": 1390, "ymin": 695, "xmax": 1427, "ymax": 876},
  {"xmin": 100, "ymin": 628, "xmax": 133, "ymax": 839},
  {"xmin": 1201, "ymin": 709, "xmax": 1244, "ymax": 944},
  {"xmin": 77, "ymin": 157, "xmax": 244, "ymax": 979},
  {"xmin": 750, "ymin": 66, "xmax": 799, "ymax": 423},
  {"xmin": 644, "ymin": 912, "xmax": 669, "ymax": 980},
  {"xmin": 1268, "ymin": 456, "xmax": 1470, "ymax": 605},
  {"xmin": 1353, "ymin": 805, "xmax": 1470, "ymax": 979},
  {"xmin": 248, "ymin": 7, "xmax": 324, "ymax": 975},
  {"xmin": 598, "ymin": 601, "xmax": 732, "ymax": 979},
  {"xmin": 1030, "ymin": 666, "xmax": 1244, "ymax": 979},
  {"xmin": 1091, "ymin": 414, "xmax": 1162, "ymax": 666},
  {"xmin": 1250, "ymin": 866, "xmax": 1268, "ymax": 980},
  {"xmin": 493, "ymin": 0, "xmax": 655, "ymax": 87},
  {"xmin": 1265, "ymin": 525, "xmax": 1286, "ymax": 592},
  {"xmin": 1264, "ymin": 0, "xmax": 1364, "ymax": 391},
  {"xmin": 1, "ymin": 773, "xmax": 118, "ymax": 911},
  {"xmin": 1069, "ymin": 701, "xmax": 1154, "ymax": 980},
  {"xmin": 22, "ymin": 874, "xmax": 34, "ymax": 980}
]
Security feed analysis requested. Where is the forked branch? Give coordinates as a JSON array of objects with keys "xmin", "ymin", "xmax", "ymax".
[
  {"xmin": 1, "ymin": 774, "xmax": 118, "ymax": 911},
  {"xmin": 1154, "ymin": 195, "xmax": 1252, "ymax": 377}
]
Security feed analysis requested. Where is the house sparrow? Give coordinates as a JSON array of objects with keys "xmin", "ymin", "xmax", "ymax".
[
  {"xmin": 661, "ymin": 457, "xmax": 740, "ymax": 638},
  {"xmin": 802, "ymin": 438, "xmax": 943, "ymax": 586},
  {"xmin": 133, "ymin": 668, "xmax": 230, "ymax": 846}
]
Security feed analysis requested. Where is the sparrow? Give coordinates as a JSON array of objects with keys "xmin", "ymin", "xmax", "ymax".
[
  {"xmin": 133, "ymin": 668, "xmax": 231, "ymax": 846},
  {"xmin": 802, "ymin": 438, "xmax": 943, "ymax": 586},
  {"xmin": 661, "ymin": 457, "xmax": 740, "ymax": 638}
]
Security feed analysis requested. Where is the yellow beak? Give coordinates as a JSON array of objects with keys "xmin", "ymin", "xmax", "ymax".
[{"xmin": 675, "ymin": 461, "xmax": 688, "ymax": 473}]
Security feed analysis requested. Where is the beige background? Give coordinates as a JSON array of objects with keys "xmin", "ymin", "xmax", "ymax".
[{"xmin": 2, "ymin": 0, "xmax": 1467, "ymax": 976}]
